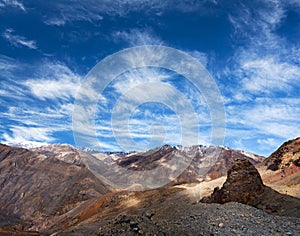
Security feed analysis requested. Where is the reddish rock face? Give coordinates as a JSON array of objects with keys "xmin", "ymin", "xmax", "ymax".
[{"xmin": 264, "ymin": 137, "xmax": 300, "ymax": 171}]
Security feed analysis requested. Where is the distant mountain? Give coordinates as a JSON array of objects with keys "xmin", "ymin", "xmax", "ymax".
[
  {"xmin": 77, "ymin": 146, "xmax": 130, "ymax": 156},
  {"xmin": 114, "ymin": 144, "xmax": 264, "ymax": 186},
  {"xmin": 3, "ymin": 141, "xmax": 48, "ymax": 149}
]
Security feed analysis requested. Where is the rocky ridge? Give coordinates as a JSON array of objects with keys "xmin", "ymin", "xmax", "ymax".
[
  {"xmin": 114, "ymin": 144, "xmax": 264, "ymax": 186},
  {"xmin": 264, "ymin": 137, "xmax": 300, "ymax": 171}
]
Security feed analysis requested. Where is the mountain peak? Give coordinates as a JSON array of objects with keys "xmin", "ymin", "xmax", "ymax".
[{"xmin": 31, "ymin": 143, "xmax": 84, "ymax": 166}]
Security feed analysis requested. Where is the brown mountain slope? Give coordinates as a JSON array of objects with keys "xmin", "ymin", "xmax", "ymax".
[
  {"xmin": 0, "ymin": 144, "xmax": 111, "ymax": 232},
  {"xmin": 255, "ymin": 137, "xmax": 300, "ymax": 198}
]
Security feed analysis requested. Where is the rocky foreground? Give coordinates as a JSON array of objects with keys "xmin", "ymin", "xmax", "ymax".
[
  {"xmin": 0, "ymin": 139, "xmax": 300, "ymax": 235},
  {"xmin": 96, "ymin": 202, "xmax": 300, "ymax": 236}
]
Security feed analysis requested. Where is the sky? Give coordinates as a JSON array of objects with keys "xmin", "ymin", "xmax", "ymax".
[{"xmin": 0, "ymin": 0, "xmax": 300, "ymax": 156}]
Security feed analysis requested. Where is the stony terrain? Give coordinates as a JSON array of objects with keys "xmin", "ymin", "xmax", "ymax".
[
  {"xmin": 96, "ymin": 202, "xmax": 300, "ymax": 236},
  {"xmin": 0, "ymin": 139, "xmax": 299, "ymax": 235}
]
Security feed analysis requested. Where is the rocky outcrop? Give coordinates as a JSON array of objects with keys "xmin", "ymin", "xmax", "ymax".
[
  {"xmin": 264, "ymin": 137, "xmax": 300, "ymax": 171},
  {"xmin": 201, "ymin": 158, "xmax": 300, "ymax": 218},
  {"xmin": 201, "ymin": 159, "xmax": 264, "ymax": 204}
]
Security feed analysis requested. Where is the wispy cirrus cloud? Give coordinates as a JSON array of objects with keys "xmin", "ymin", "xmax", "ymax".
[
  {"xmin": 237, "ymin": 56, "xmax": 300, "ymax": 95},
  {"xmin": 0, "ymin": 55, "xmax": 18, "ymax": 79},
  {"xmin": 225, "ymin": 97, "xmax": 300, "ymax": 155},
  {"xmin": 88, "ymin": 64, "xmax": 213, "ymax": 151},
  {"xmin": 24, "ymin": 63, "xmax": 81, "ymax": 101},
  {"xmin": 42, "ymin": 0, "xmax": 218, "ymax": 26},
  {"xmin": 227, "ymin": 0, "xmax": 300, "ymax": 96},
  {"xmin": 221, "ymin": 0, "xmax": 300, "ymax": 155},
  {"xmin": 0, "ymin": 58, "xmax": 80, "ymax": 102},
  {"xmin": 112, "ymin": 29, "xmax": 164, "ymax": 46},
  {"xmin": 2, "ymin": 28, "xmax": 37, "ymax": 49},
  {"xmin": 228, "ymin": 0, "xmax": 285, "ymax": 45},
  {"xmin": 0, "ymin": 56, "xmax": 82, "ymax": 145},
  {"xmin": 0, "ymin": 0, "xmax": 26, "ymax": 11},
  {"xmin": 3, "ymin": 126, "xmax": 56, "ymax": 144}
]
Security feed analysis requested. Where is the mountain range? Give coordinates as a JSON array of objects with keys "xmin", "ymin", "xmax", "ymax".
[{"xmin": 0, "ymin": 138, "xmax": 299, "ymax": 235}]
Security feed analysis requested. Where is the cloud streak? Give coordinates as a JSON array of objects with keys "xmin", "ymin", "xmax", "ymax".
[
  {"xmin": 0, "ymin": 57, "xmax": 82, "ymax": 145},
  {"xmin": 112, "ymin": 29, "xmax": 164, "ymax": 46},
  {"xmin": 2, "ymin": 29, "xmax": 37, "ymax": 49},
  {"xmin": 219, "ymin": 0, "xmax": 300, "ymax": 155},
  {"xmin": 24, "ymin": 63, "xmax": 80, "ymax": 101},
  {"xmin": 0, "ymin": 0, "xmax": 26, "ymax": 11},
  {"xmin": 42, "ymin": 0, "xmax": 218, "ymax": 26},
  {"xmin": 238, "ymin": 56, "xmax": 300, "ymax": 95}
]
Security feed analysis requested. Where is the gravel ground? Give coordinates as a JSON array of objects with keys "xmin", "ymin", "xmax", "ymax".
[{"xmin": 96, "ymin": 202, "xmax": 300, "ymax": 236}]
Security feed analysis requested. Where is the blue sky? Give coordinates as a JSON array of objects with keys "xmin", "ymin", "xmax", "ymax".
[{"xmin": 0, "ymin": 0, "xmax": 299, "ymax": 156}]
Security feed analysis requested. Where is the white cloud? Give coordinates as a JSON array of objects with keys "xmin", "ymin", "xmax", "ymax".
[
  {"xmin": 98, "ymin": 78, "xmax": 205, "ymax": 150},
  {"xmin": 0, "ymin": 57, "xmax": 30, "ymax": 100},
  {"xmin": 112, "ymin": 29, "xmax": 163, "ymax": 46},
  {"xmin": 226, "ymin": 98, "xmax": 300, "ymax": 140},
  {"xmin": 188, "ymin": 50, "xmax": 208, "ymax": 68},
  {"xmin": 2, "ymin": 28, "xmax": 37, "ymax": 49},
  {"xmin": 285, "ymin": 0, "xmax": 300, "ymax": 12},
  {"xmin": 43, "ymin": 0, "xmax": 165, "ymax": 25},
  {"xmin": 3, "ymin": 126, "xmax": 56, "ymax": 144},
  {"xmin": 24, "ymin": 62, "xmax": 81, "ymax": 101},
  {"xmin": 224, "ymin": 1, "xmax": 300, "ymax": 155},
  {"xmin": 42, "ymin": 0, "xmax": 216, "ymax": 26},
  {"xmin": 112, "ymin": 68, "xmax": 169, "ymax": 94},
  {"xmin": 0, "ymin": 58, "xmax": 83, "ymax": 145},
  {"xmin": 0, "ymin": 55, "xmax": 19, "ymax": 80},
  {"xmin": 1, "ymin": 101, "xmax": 77, "ymax": 145},
  {"xmin": 228, "ymin": 1, "xmax": 285, "ymax": 44},
  {"xmin": 0, "ymin": 0, "xmax": 26, "ymax": 11},
  {"xmin": 72, "ymin": 42, "xmax": 219, "ymax": 151},
  {"xmin": 257, "ymin": 138, "xmax": 282, "ymax": 151},
  {"xmin": 44, "ymin": 18, "xmax": 66, "ymax": 26},
  {"xmin": 238, "ymin": 57, "xmax": 300, "ymax": 94},
  {"xmin": 226, "ymin": 0, "xmax": 300, "ymax": 98}
]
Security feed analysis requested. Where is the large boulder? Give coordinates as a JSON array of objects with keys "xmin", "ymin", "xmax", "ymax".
[
  {"xmin": 201, "ymin": 158, "xmax": 300, "ymax": 218},
  {"xmin": 201, "ymin": 158, "xmax": 264, "ymax": 204}
]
